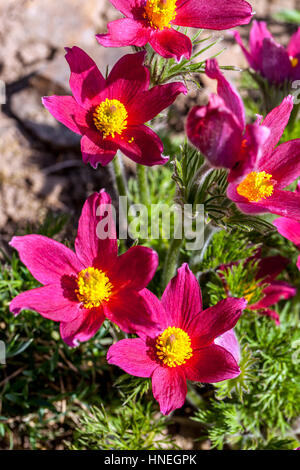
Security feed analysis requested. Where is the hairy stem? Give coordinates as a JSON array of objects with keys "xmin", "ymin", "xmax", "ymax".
[
  {"xmin": 136, "ymin": 164, "xmax": 150, "ymax": 206},
  {"xmin": 111, "ymin": 152, "xmax": 127, "ymax": 198},
  {"xmin": 161, "ymin": 237, "xmax": 183, "ymax": 289}
]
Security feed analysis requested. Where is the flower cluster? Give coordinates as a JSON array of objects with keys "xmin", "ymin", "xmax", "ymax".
[
  {"xmin": 8, "ymin": 0, "xmax": 300, "ymax": 425},
  {"xmin": 10, "ymin": 192, "xmax": 246, "ymax": 413},
  {"xmin": 187, "ymin": 59, "xmax": 300, "ymax": 220}
]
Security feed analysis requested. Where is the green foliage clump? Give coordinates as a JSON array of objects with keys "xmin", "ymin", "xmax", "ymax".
[{"xmin": 71, "ymin": 402, "xmax": 177, "ymax": 450}]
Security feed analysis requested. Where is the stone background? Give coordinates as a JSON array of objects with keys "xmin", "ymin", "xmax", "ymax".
[{"xmin": 0, "ymin": 0, "xmax": 299, "ymax": 252}]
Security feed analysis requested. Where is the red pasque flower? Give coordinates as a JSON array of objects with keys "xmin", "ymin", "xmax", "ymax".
[
  {"xmin": 220, "ymin": 252, "xmax": 296, "ymax": 325},
  {"xmin": 107, "ymin": 263, "xmax": 246, "ymax": 415},
  {"xmin": 10, "ymin": 191, "xmax": 159, "ymax": 347},
  {"xmin": 227, "ymin": 92, "xmax": 300, "ymax": 219},
  {"xmin": 42, "ymin": 48, "xmax": 187, "ymax": 168},
  {"xmin": 187, "ymin": 60, "xmax": 300, "ymax": 220},
  {"xmin": 234, "ymin": 21, "xmax": 300, "ymax": 84},
  {"xmin": 97, "ymin": 0, "xmax": 253, "ymax": 62},
  {"xmin": 187, "ymin": 59, "xmax": 272, "ymax": 173}
]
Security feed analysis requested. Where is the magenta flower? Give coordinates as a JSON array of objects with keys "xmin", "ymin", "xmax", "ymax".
[
  {"xmin": 42, "ymin": 48, "xmax": 187, "ymax": 168},
  {"xmin": 187, "ymin": 59, "xmax": 300, "ymax": 220},
  {"xmin": 273, "ymin": 217, "xmax": 300, "ymax": 271},
  {"xmin": 220, "ymin": 252, "xmax": 296, "ymax": 325},
  {"xmin": 97, "ymin": 0, "xmax": 253, "ymax": 62},
  {"xmin": 107, "ymin": 263, "xmax": 246, "ymax": 415},
  {"xmin": 187, "ymin": 59, "xmax": 271, "ymax": 172},
  {"xmin": 227, "ymin": 93, "xmax": 300, "ymax": 218},
  {"xmin": 234, "ymin": 21, "xmax": 300, "ymax": 84},
  {"xmin": 10, "ymin": 191, "xmax": 159, "ymax": 347}
]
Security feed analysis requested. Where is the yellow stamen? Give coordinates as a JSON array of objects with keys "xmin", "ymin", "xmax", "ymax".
[
  {"xmin": 156, "ymin": 326, "xmax": 193, "ymax": 367},
  {"xmin": 93, "ymin": 98, "xmax": 128, "ymax": 138},
  {"xmin": 237, "ymin": 171, "xmax": 274, "ymax": 202},
  {"xmin": 243, "ymin": 282, "xmax": 257, "ymax": 303},
  {"xmin": 144, "ymin": 0, "xmax": 177, "ymax": 30},
  {"xmin": 76, "ymin": 267, "xmax": 113, "ymax": 308},
  {"xmin": 290, "ymin": 56, "xmax": 299, "ymax": 68}
]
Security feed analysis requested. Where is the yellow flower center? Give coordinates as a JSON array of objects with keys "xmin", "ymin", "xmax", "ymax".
[
  {"xmin": 290, "ymin": 56, "xmax": 299, "ymax": 68},
  {"xmin": 243, "ymin": 282, "xmax": 257, "ymax": 303},
  {"xmin": 76, "ymin": 267, "xmax": 113, "ymax": 308},
  {"xmin": 237, "ymin": 171, "xmax": 274, "ymax": 202},
  {"xmin": 144, "ymin": 0, "xmax": 177, "ymax": 30},
  {"xmin": 156, "ymin": 327, "xmax": 193, "ymax": 367},
  {"xmin": 93, "ymin": 98, "xmax": 128, "ymax": 138}
]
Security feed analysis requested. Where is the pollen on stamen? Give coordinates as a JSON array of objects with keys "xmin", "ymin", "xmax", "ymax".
[
  {"xmin": 237, "ymin": 171, "xmax": 274, "ymax": 203},
  {"xmin": 144, "ymin": 0, "xmax": 177, "ymax": 30},
  {"xmin": 76, "ymin": 267, "xmax": 113, "ymax": 309},
  {"xmin": 156, "ymin": 326, "xmax": 193, "ymax": 368},
  {"xmin": 290, "ymin": 56, "xmax": 299, "ymax": 68},
  {"xmin": 93, "ymin": 98, "xmax": 128, "ymax": 139}
]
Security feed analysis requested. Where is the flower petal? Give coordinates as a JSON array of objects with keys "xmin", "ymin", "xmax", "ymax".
[
  {"xmin": 60, "ymin": 307, "xmax": 105, "ymax": 347},
  {"xmin": 10, "ymin": 235, "xmax": 83, "ymax": 285},
  {"xmin": 109, "ymin": 246, "xmax": 158, "ymax": 291},
  {"xmin": 261, "ymin": 38, "xmax": 291, "ymax": 84},
  {"xmin": 232, "ymin": 187, "xmax": 300, "ymax": 219},
  {"xmin": 10, "ymin": 283, "xmax": 80, "ymax": 322},
  {"xmin": 109, "ymin": 0, "xmax": 144, "ymax": 18},
  {"xmin": 103, "ymin": 289, "xmax": 158, "ymax": 336},
  {"xmin": 161, "ymin": 263, "xmax": 202, "ymax": 330},
  {"xmin": 80, "ymin": 133, "xmax": 117, "ymax": 168},
  {"xmin": 107, "ymin": 338, "xmax": 159, "ymax": 377},
  {"xmin": 96, "ymin": 18, "xmax": 151, "ymax": 48},
  {"xmin": 188, "ymin": 297, "xmax": 246, "ymax": 347},
  {"xmin": 65, "ymin": 46, "xmax": 106, "ymax": 109},
  {"xmin": 255, "ymin": 189, "xmax": 300, "ymax": 219},
  {"xmin": 249, "ymin": 21, "xmax": 273, "ymax": 61},
  {"xmin": 252, "ymin": 281, "xmax": 296, "ymax": 309},
  {"xmin": 260, "ymin": 95, "xmax": 294, "ymax": 157},
  {"xmin": 258, "ymin": 139, "xmax": 300, "ymax": 189},
  {"xmin": 75, "ymin": 191, "xmax": 118, "ymax": 270},
  {"xmin": 234, "ymin": 21, "xmax": 273, "ymax": 72},
  {"xmin": 187, "ymin": 95, "xmax": 243, "ymax": 169},
  {"xmin": 104, "ymin": 52, "xmax": 150, "ymax": 106},
  {"xmin": 128, "ymin": 81, "xmax": 187, "ymax": 126},
  {"xmin": 215, "ymin": 329, "xmax": 240, "ymax": 363},
  {"xmin": 184, "ymin": 344, "xmax": 240, "ymax": 382},
  {"xmin": 229, "ymin": 123, "xmax": 270, "ymax": 181},
  {"xmin": 273, "ymin": 217, "xmax": 300, "ymax": 248},
  {"xmin": 116, "ymin": 125, "xmax": 168, "ymax": 166},
  {"xmin": 257, "ymin": 255, "xmax": 290, "ymax": 282},
  {"xmin": 288, "ymin": 27, "xmax": 300, "ymax": 57},
  {"xmin": 257, "ymin": 308, "xmax": 280, "ymax": 325},
  {"xmin": 149, "ymin": 28, "xmax": 192, "ymax": 61},
  {"xmin": 152, "ymin": 366, "xmax": 187, "ymax": 415},
  {"xmin": 138, "ymin": 288, "xmax": 167, "ymax": 337},
  {"xmin": 205, "ymin": 59, "xmax": 245, "ymax": 129},
  {"xmin": 42, "ymin": 96, "xmax": 88, "ymax": 135},
  {"xmin": 233, "ymin": 30, "xmax": 256, "ymax": 69},
  {"xmin": 174, "ymin": 0, "xmax": 253, "ymax": 29}
]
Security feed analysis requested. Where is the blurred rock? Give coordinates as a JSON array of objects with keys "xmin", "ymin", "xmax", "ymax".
[{"xmin": 10, "ymin": 76, "xmax": 81, "ymax": 148}]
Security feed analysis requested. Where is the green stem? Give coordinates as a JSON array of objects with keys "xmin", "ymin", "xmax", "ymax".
[
  {"xmin": 111, "ymin": 152, "xmax": 127, "ymax": 198},
  {"xmin": 199, "ymin": 222, "xmax": 219, "ymax": 263},
  {"xmin": 136, "ymin": 164, "xmax": 150, "ymax": 206},
  {"xmin": 288, "ymin": 102, "xmax": 300, "ymax": 132},
  {"xmin": 161, "ymin": 237, "xmax": 183, "ymax": 289}
]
